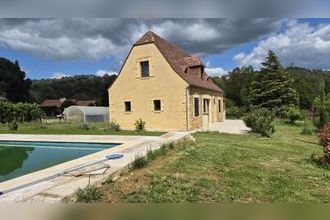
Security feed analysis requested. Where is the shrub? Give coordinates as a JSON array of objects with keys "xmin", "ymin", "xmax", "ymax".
[
  {"xmin": 319, "ymin": 107, "xmax": 329, "ymax": 128},
  {"xmin": 0, "ymin": 101, "xmax": 42, "ymax": 123},
  {"xmin": 78, "ymin": 123, "xmax": 89, "ymax": 130},
  {"xmin": 285, "ymin": 106, "xmax": 303, "ymax": 124},
  {"xmin": 226, "ymin": 106, "xmax": 241, "ymax": 119},
  {"xmin": 243, "ymin": 108, "xmax": 275, "ymax": 137},
  {"xmin": 301, "ymin": 119, "xmax": 315, "ymax": 135},
  {"xmin": 74, "ymin": 185, "xmax": 102, "ymax": 203},
  {"xmin": 135, "ymin": 118, "xmax": 146, "ymax": 132},
  {"xmin": 107, "ymin": 121, "xmax": 121, "ymax": 131},
  {"xmin": 131, "ymin": 155, "xmax": 148, "ymax": 169},
  {"xmin": 272, "ymin": 106, "xmax": 288, "ymax": 118},
  {"xmin": 317, "ymin": 124, "xmax": 330, "ymax": 166},
  {"xmin": 8, "ymin": 121, "xmax": 18, "ymax": 130},
  {"xmin": 312, "ymin": 116, "xmax": 320, "ymax": 128}
]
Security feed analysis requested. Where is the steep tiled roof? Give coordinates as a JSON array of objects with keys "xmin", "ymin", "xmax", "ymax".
[
  {"xmin": 134, "ymin": 31, "xmax": 222, "ymax": 93},
  {"xmin": 76, "ymin": 100, "xmax": 96, "ymax": 106}
]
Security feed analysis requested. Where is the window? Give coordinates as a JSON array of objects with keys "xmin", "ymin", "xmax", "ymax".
[
  {"xmin": 124, "ymin": 101, "xmax": 131, "ymax": 112},
  {"xmin": 140, "ymin": 61, "xmax": 149, "ymax": 77},
  {"xmin": 194, "ymin": 98, "xmax": 199, "ymax": 117},
  {"xmin": 218, "ymin": 99, "xmax": 222, "ymax": 112},
  {"xmin": 153, "ymin": 100, "xmax": 161, "ymax": 111},
  {"xmin": 203, "ymin": 99, "xmax": 209, "ymax": 113}
]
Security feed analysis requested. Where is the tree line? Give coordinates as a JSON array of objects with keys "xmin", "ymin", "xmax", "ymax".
[
  {"xmin": 213, "ymin": 51, "xmax": 330, "ymax": 117},
  {"xmin": 0, "ymin": 57, "xmax": 117, "ymax": 106}
]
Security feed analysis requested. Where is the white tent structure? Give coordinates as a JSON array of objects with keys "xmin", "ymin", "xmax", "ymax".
[{"xmin": 63, "ymin": 106, "xmax": 109, "ymax": 123}]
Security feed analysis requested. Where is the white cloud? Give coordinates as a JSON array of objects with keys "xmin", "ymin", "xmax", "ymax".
[
  {"xmin": 50, "ymin": 72, "xmax": 70, "ymax": 79},
  {"xmin": 205, "ymin": 67, "xmax": 228, "ymax": 76},
  {"xmin": 233, "ymin": 20, "xmax": 330, "ymax": 69},
  {"xmin": 95, "ymin": 69, "xmax": 117, "ymax": 76},
  {"xmin": 0, "ymin": 19, "xmax": 280, "ymax": 60}
]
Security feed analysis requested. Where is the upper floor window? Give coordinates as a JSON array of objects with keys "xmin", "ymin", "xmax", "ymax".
[
  {"xmin": 140, "ymin": 61, "xmax": 149, "ymax": 77},
  {"xmin": 124, "ymin": 101, "xmax": 131, "ymax": 112},
  {"xmin": 153, "ymin": 100, "xmax": 161, "ymax": 111}
]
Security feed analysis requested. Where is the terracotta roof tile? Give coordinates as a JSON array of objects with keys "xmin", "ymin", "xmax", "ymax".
[
  {"xmin": 41, "ymin": 99, "xmax": 81, "ymax": 107},
  {"xmin": 134, "ymin": 31, "xmax": 222, "ymax": 93},
  {"xmin": 40, "ymin": 99, "xmax": 62, "ymax": 108},
  {"xmin": 76, "ymin": 100, "xmax": 96, "ymax": 106}
]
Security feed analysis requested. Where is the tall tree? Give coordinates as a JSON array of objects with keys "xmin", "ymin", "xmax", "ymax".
[
  {"xmin": 249, "ymin": 50, "xmax": 298, "ymax": 110},
  {"xmin": 0, "ymin": 58, "xmax": 32, "ymax": 102},
  {"xmin": 215, "ymin": 66, "xmax": 253, "ymax": 107}
]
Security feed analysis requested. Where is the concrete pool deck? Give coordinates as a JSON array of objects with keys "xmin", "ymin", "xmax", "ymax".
[{"xmin": 0, "ymin": 132, "xmax": 191, "ymax": 203}]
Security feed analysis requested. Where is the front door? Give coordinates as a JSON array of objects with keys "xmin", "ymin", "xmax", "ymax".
[{"xmin": 203, "ymin": 99, "xmax": 210, "ymax": 129}]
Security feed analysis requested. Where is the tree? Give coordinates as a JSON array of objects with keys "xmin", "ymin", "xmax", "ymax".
[
  {"xmin": 319, "ymin": 79, "xmax": 329, "ymax": 127},
  {"xmin": 60, "ymin": 100, "xmax": 76, "ymax": 111},
  {"xmin": 249, "ymin": 50, "xmax": 298, "ymax": 111},
  {"xmin": 0, "ymin": 58, "xmax": 32, "ymax": 102}
]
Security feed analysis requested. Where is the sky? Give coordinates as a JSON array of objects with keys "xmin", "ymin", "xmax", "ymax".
[{"xmin": 0, "ymin": 18, "xmax": 329, "ymax": 79}]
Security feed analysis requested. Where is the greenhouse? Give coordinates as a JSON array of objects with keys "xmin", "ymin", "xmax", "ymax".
[{"xmin": 63, "ymin": 106, "xmax": 109, "ymax": 123}]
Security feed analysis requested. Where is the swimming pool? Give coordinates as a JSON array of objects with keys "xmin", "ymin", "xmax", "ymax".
[{"xmin": 0, "ymin": 140, "xmax": 119, "ymax": 182}]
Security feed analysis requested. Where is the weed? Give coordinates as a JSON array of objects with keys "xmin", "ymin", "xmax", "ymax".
[
  {"xmin": 131, "ymin": 155, "xmax": 148, "ymax": 169},
  {"xmin": 74, "ymin": 185, "xmax": 102, "ymax": 203}
]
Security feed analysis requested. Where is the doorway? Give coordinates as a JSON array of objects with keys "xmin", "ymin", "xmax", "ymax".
[{"xmin": 203, "ymin": 98, "xmax": 210, "ymax": 128}]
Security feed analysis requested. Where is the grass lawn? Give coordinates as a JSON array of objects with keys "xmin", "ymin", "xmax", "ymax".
[
  {"xmin": 0, "ymin": 122, "xmax": 165, "ymax": 136},
  {"xmin": 96, "ymin": 121, "xmax": 329, "ymax": 203}
]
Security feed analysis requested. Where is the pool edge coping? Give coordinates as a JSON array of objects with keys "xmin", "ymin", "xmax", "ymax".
[{"xmin": 0, "ymin": 135, "xmax": 158, "ymax": 195}]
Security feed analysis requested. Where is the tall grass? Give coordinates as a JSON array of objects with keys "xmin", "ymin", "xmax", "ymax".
[
  {"xmin": 74, "ymin": 185, "xmax": 103, "ymax": 203},
  {"xmin": 131, "ymin": 138, "xmax": 193, "ymax": 170}
]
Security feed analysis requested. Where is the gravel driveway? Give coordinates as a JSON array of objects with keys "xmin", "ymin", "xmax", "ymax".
[{"xmin": 206, "ymin": 119, "xmax": 250, "ymax": 134}]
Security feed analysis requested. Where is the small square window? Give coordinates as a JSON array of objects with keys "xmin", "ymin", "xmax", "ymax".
[
  {"xmin": 140, "ymin": 61, "xmax": 149, "ymax": 77},
  {"xmin": 124, "ymin": 101, "xmax": 131, "ymax": 112},
  {"xmin": 153, "ymin": 100, "xmax": 161, "ymax": 111},
  {"xmin": 194, "ymin": 98, "xmax": 199, "ymax": 117}
]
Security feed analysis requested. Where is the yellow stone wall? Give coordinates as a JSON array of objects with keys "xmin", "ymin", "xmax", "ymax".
[
  {"xmin": 188, "ymin": 87, "xmax": 225, "ymax": 130},
  {"xmin": 108, "ymin": 43, "xmax": 189, "ymax": 131}
]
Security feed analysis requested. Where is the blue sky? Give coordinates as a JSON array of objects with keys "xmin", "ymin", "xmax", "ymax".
[{"xmin": 0, "ymin": 18, "xmax": 329, "ymax": 79}]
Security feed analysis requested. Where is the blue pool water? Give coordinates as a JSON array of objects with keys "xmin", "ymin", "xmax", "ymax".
[{"xmin": 0, "ymin": 141, "xmax": 119, "ymax": 182}]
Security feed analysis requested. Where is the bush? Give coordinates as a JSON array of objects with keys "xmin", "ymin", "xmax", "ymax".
[
  {"xmin": 0, "ymin": 101, "xmax": 42, "ymax": 123},
  {"xmin": 135, "ymin": 118, "xmax": 146, "ymax": 132},
  {"xmin": 319, "ymin": 107, "xmax": 329, "ymax": 128},
  {"xmin": 272, "ymin": 106, "xmax": 287, "ymax": 118},
  {"xmin": 74, "ymin": 185, "xmax": 102, "ymax": 203},
  {"xmin": 78, "ymin": 123, "xmax": 89, "ymax": 130},
  {"xmin": 243, "ymin": 108, "xmax": 275, "ymax": 137},
  {"xmin": 285, "ymin": 106, "xmax": 303, "ymax": 124},
  {"xmin": 226, "ymin": 106, "xmax": 241, "ymax": 119},
  {"xmin": 301, "ymin": 119, "xmax": 315, "ymax": 135},
  {"xmin": 131, "ymin": 155, "xmax": 148, "ymax": 169},
  {"xmin": 107, "ymin": 121, "xmax": 121, "ymax": 131},
  {"xmin": 317, "ymin": 124, "xmax": 330, "ymax": 166},
  {"xmin": 312, "ymin": 116, "xmax": 320, "ymax": 128},
  {"xmin": 8, "ymin": 121, "xmax": 18, "ymax": 130}
]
